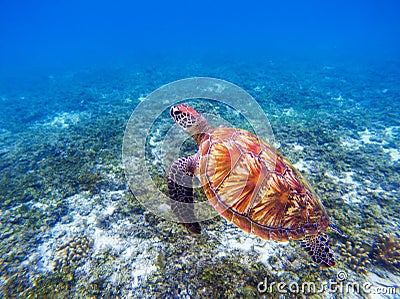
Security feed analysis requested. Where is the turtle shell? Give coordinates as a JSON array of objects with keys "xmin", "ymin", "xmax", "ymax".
[{"xmin": 197, "ymin": 127, "xmax": 330, "ymax": 242}]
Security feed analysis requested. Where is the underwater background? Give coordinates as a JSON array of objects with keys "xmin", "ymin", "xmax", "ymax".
[{"xmin": 1, "ymin": 1, "xmax": 400, "ymax": 298}]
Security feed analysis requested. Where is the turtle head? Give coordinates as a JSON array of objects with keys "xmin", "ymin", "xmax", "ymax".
[{"xmin": 170, "ymin": 103, "xmax": 211, "ymax": 143}]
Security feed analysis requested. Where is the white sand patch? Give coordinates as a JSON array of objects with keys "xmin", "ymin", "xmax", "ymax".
[
  {"xmin": 40, "ymin": 111, "xmax": 90, "ymax": 129},
  {"xmin": 326, "ymin": 171, "xmax": 362, "ymax": 204},
  {"xmin": 293, "ymin": 144, "xmax": 304, "ymax": 151},
  {"xmin": 273, "ymin": 141, "xmax": 281, "ymax": 149},
  {"xmin": 332, "ymin": 95, "xmax": 344, "ymax": 106},
  {"xmin": 338, "ymin": 171, "xmax": 358, "ymax": 185},
  {"xmin": 341, "ymin": 136, "xmax": 361, "ymax": 149},
  {"xmin": 35, "ymin": 190, "xmax": 160, "ymax": 287},
  {"xmin": 32, "ymin": 201, "xmax": 50, "ymax": 211},
  {"xmin": 50, "ymin": 112, "xmax": 80, "ymax": 129},
  {"xmin": 342, "ymin": 191, "xmax": 360, "ymax": 204},
  {"xmin": 365, "ymin": 184, "xmax": 386, "ymax": 194},
  {"xmin": 383, "ymin": 148, "xmax": 400, "ymax": 162},
  {"xmin": 148, "ymin": 129, "xmax": 160, "ymax": 147},
  {"xmin": 347, "ymin": 127, "xmax": 399, "ymax": 163},
  {"xmin": 123, "ymin": 245, "xmax": 159, "ymax": 288},
  {"xmin": 344, "ymin": 126, "xmax": 398, "ymax": 152},
  {"xmin": 383, "ymin": 126, "xmax": 399, "ymax": 139},
  {"xmin": 358, "ymin": 129, "xmax": 378, "ymax": 144},
  {"xmin": 293, "ymin": 159, "xmax": 312, "ymax": 173},
  {"xmin": 104, "ymin": 204, "xmax": 116, "ymax": 216},
  {"xmin": 357, "ymin": 129, "xmax": 390, "ymax": 146},
  {"xmin": 214, "ymin": 226, "xmax": 287, "ymax": 270},
  {"xmin": 283, "ymin": 108, "xmax": 296, "ymax": 117},
  {"xmin": 91, "ymin": 227, "xmax": 124, "ymax": 252}
]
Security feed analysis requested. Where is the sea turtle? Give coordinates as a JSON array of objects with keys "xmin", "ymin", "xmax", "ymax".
[{"xmin": 167, "ymin": 103, "xmax": 341, "ymax": 267}]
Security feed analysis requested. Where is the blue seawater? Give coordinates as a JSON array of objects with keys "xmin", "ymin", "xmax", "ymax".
[{"xmin": 0, "ymin": 1, "xmax": 399, "ymax": 298}]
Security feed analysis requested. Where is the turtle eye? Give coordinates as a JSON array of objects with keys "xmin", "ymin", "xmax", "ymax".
[{"xmin": 170, "ymin": 106, "xmax": 182, "ymax": 118}]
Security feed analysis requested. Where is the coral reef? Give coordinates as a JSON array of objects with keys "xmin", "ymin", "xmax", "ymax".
[
  {"xmin": 53, "ymin": 235, "xmax": 94, "ymax": 271},
  {"xmin": 28, "ymin": 269, "xmax": 76, "ymax": 298},
  {"xmin": 339, "ymin": 237, "xmax": 372, "ymax": 273},
  {"xmin": 373, "ymin": 234, "xmax": 400, "ymax": 272}
]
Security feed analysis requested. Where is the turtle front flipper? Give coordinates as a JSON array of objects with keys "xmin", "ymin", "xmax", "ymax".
[
  {"xmin": 167, "ymin": 155, "xmax": 201, "ymax": 234},
  {"xmin": 300, "ymin": 234, "xmax": 335, "ymax": 267}
]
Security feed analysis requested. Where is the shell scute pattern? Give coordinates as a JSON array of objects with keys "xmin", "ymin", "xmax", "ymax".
[{"xmin": 199, "ymin": 127, "xmax": 328, "ymax": 241}]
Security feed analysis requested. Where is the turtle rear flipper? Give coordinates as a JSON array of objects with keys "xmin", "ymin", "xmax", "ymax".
[
  {"xmin": 300, "ymin": 234, "xmax": 335, "ymax": 267},
  {"xmin": 168, "ymin": 155, "xmax": 201, "ymax": 234}
]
